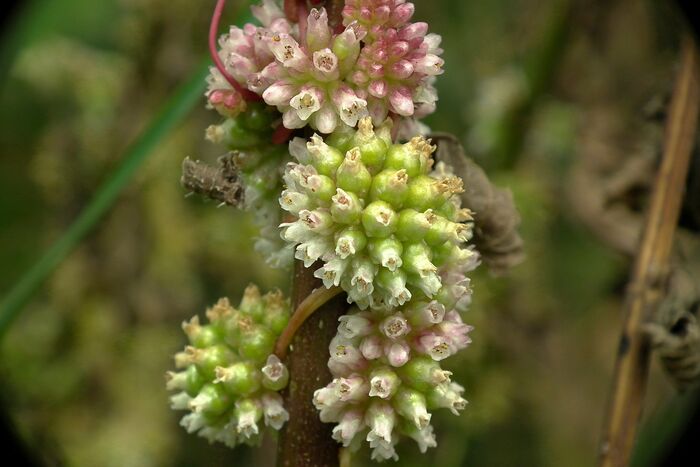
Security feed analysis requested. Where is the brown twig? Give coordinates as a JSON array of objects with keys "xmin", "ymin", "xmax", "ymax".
[
  {"xmin": 274, "ymin": 285, "xmax": 343, "ymax": 359},
  {"xmin": 598, "ymin": 34, "xmax": 700, "ymax": 467},
  {"xmin": 277, "ymin": 261, "xmax": 348, "ymax": 467}
]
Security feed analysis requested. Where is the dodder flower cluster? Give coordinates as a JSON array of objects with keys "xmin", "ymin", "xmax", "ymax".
[
  {"xmin": 174, "ymin": 0, "xmax": 484, "ymax": 462},
  {"xmin": 167, "ymin": 286, "xmax": 291, "ymax": 447},
  {"xmin": 207, "ymin": 0, "xmax": 443, "ymax": 133},
  {"xmin": 313, "ymin": 301, "xmax": 472, "ymax": 460},
  {"xmin": 280, "ymin": 117, "xmax": 475, "ymax": 310}
]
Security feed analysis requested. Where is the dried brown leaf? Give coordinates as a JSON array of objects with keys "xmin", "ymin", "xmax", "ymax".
[{"xmin": 431, "ymin": 132, "xmax": 525, "ymax": 274}]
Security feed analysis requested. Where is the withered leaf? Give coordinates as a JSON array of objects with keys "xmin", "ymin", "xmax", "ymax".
[{"xmin": 431, "ymin": 132, "xmax": 524, "ymax": 274}]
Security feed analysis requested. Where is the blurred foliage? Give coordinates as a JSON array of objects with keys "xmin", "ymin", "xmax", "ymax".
[{"xmin": 0, "ymin": 0, "xmax": 695, "ymax": 466}]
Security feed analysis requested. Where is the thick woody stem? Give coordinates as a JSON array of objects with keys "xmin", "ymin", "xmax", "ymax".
[
  {"xmin": 598, "ymin": 34, "xmax": 700, "ymax": 467},
  {"xmin": 277, "ymin": 261, "xmax": 347, "ymax": 467}
]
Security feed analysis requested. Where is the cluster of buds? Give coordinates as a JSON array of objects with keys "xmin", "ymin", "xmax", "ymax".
[
  {"xmin": 180, "ymin": 0, "xmax": 485, "ymax": 462},
  {"xmin": 206, "ymin": 0, "xmax": 443, "ymax": 133},
  {"xmin": 342, "ymin": 0, "xmax": 443, "ymax": 124},
  {"xmin": 206, "ymin": 0, "xmax": 294, "ymax": 118},
  {"xmin": 313, "ymin": 301, "xmax": 472, "ymax": 460},
  {"xmin": 280, "ymin": 117, "xmax": 475, "ymax": 310},
  {"xmin": 206, "ymin": 102, "xmax": 293, "ymax": 267},
  {"xmin": 166, "ymin": 286, "xmax": 291, "ymax": 447}
]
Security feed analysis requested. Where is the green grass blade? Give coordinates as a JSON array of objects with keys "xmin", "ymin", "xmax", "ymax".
[{"xmin": 0, "ymin": 61, "xmax": 209, "ymax": 339}]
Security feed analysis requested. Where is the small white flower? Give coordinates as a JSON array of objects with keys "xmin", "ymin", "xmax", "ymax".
[{"xmin": 290, "ymin": 87, "xmax": 323, "ymax": 120}]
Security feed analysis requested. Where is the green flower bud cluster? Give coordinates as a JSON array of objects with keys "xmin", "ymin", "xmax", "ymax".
[
  {"xmin": 166, "ymin": 285, "xmax": 291, "ymax": 447},
  {"xmin": 280, "ymin": 117, "xmax": 476, "ymax": 310},
  {"xmin": 206, "ymin": 102, "xmax": 293, "ymax": 268}
]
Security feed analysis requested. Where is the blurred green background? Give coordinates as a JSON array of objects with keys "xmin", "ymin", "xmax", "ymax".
[{"xmin": 0, "ymin": 0, "xmax": 696, "ymax": 466}]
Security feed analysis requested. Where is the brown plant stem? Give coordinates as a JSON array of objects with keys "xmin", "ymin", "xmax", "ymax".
[
  {"xmin": 598, "ymin": 34, "xmax": 700, "ymax": 467},
  {"xmin": 275, "ymin": 285, "xmax": 343, "ymax": 359},
  {"xmin": 277, "ymin": 261, "xmax": 348, "ymax": 467}
]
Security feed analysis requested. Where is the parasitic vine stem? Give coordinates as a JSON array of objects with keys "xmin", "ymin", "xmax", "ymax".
[
  {"xmin": 209, "ymin": 0, "xmax": 261, "ymax": 101},
  {"xmin": 274, "ymin": 285, "xmax": 343, "ymax": 359}
]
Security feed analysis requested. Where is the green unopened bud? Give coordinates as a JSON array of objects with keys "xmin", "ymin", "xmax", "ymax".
[
  {"xmin": 427, "ymin": 383, "xmax": 468, "ymax": 415},
  {"xmin": 398, "ymin": 357, "xmax": 452, "ymax": 392},
  {"xmin": 405, "ymin": 300, "xmax": 446, "ymax": 328},
  {"xmin": 362, "ymin": 201, "xmax": 398, "ymax": 237},
  {"xmin": 376, "ymin": 268, "xmax": 411, "ymax": 306},
  {"xmin": 325, "ymin": 123, "xmax": 355, "ymax": 153},
  {"xmin": 332, "ymin": 29, "xmax": 360, "ymax": 71},
  {"xmin": 191, "ymin": 345, "xmax": 237, "ymax": 380},
  {"xmin": 406, "ymin": 176, "xmax": 440, "ymax": 211},
  {"xmin": 330, "ymin": 189, "xmax": 363, "ymax": 224},
  {"xmin": 336, "ymin": 148, "xmax": 372, "ymax": 197},
  {"xmin": 369, "ymin": 238, "xmax": 403, "ymax": 272},
  {"xmin": 239, "ymin": 325, "xmax": 275, "ymax": 363},
  {"xmin": 205, "ymin": 297, "xmax": 234, "ymax": 324},
  {"xmin": 435, "ymin": 198, "xmax": 458, "ymax": 219},
  {"xmin": 212, "ymin": 117, "xmax": 263, "ymax": 149},
  {"xmin": 384, "ymin": 144, "xmax": 422, "ymax": 178},
  {"xmin": 189, "ymin": 383, "xmax": 230, "ymax": 416},
  {"xmin": 396, "ymin": 209, "xmax": 431, "ymax": 242},
  {"xmin": 182, "ymin": 316, "xmax": 221, "ymax": 348},
  {"xmin": 239, "ymin": 284, "xmax": 264, "ymax": 320},
  {"xmin": 307, "ymin": 134, "xmax": 344, "ymax": 176},
  {"xmin": 430, "ymin": 241, "xmax": 454, "ymax": 268},
  {"xmin": 424, "ymin": 210, "xmax": 452, "ymax": 246},
  {"xmin": 262, "ymin": 290, "xmax": 290, "ymax": 334},
  {"xmin": 166, "ymin": 365, "xmax": 206, "ymax": 396},
  {"xmin": 410, "ymin": 176, "xmax": 463, "ymax": 213},
  {"xmin": 370, "ymin": 169, "xmax": 409, "ymax": 206},
  {"xmin": 435, "ymin": 285, "xmax": 458, "ymax": 310},
  {"xmin": 351, "ymin": 118, "xmax": 387, "ymax": 171},
  {"xmin": 335, "ymin": 226, "xmax": 368, "ymax": 258},
  {"xmin": 242, "ymin": 103, "xmax": 274, "ymax": 131},
  {"xmin": 402, "ymin": 243, "xmax": 435, "ymax": 276},
  {"xmin": 393, "ymin": 387, "xmax": 431, "ymax": 430},
  {"xmin": 222, "ymin": 310, "xmax": 252, "ymax": 345},
  {"xmin": 215, "ymin": 361, "xmax": 261, "ymax": 396},
  {"xmin": 261, "ymin": 355, "xmax": 290, "ymax": 391},
  {"xmin": 305, "ymin": 173, "xmax": 336, "ymax": 203},
  {"xmin": 375, "ymin": 118, "xmax": 393, "ymax": 147},
  {"xmin": 385, "ymin": 136, "xmax": 434, "ymax": 176}
]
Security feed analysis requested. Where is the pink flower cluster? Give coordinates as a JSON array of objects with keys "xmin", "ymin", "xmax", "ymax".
[
  {"xmin": 206, "ymin": 0, "xmax": 444, "ymax": 134},
  {"xmin": 313, "ymin": 300, "xmax": 472, "ymax": 460}
]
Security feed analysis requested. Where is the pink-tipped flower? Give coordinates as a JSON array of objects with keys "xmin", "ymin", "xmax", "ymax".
[
  {"xmin": 253, "ymin": 7, "xmax": 369, "ymax": 133},
  {"xmin": 342, "ymin": 0, "xmax": 416, "ymax": 42},
  {"xmin": 205, "ymin": 3, "xmax": 293, "ymax": 117},
  {"xmin": 314, "ymin": 299, "xmax": 472, "ymax": 459},
  {"xmin": 351, "ymin": 26, "xmax": 443, "ymax": 122}
]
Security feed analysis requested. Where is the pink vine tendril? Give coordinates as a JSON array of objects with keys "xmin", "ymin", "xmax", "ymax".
[
  {"xmin": 272, "ymin": 124, "xmax": 294, "ymax": 145},
  {"xmin": 297, "ymin": 1, "xmax": 309, "ymax": 44},
  {"xmin": 209, "ymin": 0, "xmax": 261, "ymax": 102}
]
